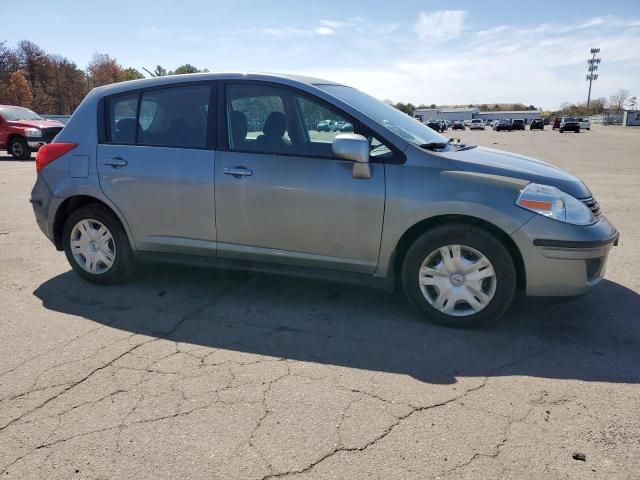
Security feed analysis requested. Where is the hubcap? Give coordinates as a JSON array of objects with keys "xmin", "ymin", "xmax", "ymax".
[
  {"xmin": 69, "ymin": 219, "xmax": 116, "ymax": 274},
  {"xmin": 418, "ymin": 244, "xmax": 497, "ymax": 317},
  {"xmin": 12, "ymin": 142, "xmax": 24, "ymax": 156}
]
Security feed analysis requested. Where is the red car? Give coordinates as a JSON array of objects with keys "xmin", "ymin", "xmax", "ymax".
[{"xmin": 0, "ymin": 105, "xmax": 64, "ymax": 159}]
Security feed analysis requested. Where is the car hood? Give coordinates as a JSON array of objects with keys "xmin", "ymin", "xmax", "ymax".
[
  {"xmin": 7, "ymin": 119, "xmax": 64, "ymax": 129},
  {"xmin": 442, "ymin": 146, "xmax": 591, "ymax": 198}
]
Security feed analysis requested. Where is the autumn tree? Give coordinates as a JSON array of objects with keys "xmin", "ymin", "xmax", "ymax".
[
  {"xmin": 87, "ymin": 53, "xmax": 125, "ymax": 87},
  {"xmin": 8, "ymin": 70, "xmax": 32, "ymax": 105}
]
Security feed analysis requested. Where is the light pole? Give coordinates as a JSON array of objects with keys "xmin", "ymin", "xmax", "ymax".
[{"xmin": 586, "ymin": 48, "xmax": 601, "ymax": 108}]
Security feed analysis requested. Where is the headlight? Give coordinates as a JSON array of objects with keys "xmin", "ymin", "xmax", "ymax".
[
  {"xmin": 24, "ymin": 128, "xmax": 41, "ymax": 138},
  {"xmin": 516, "ymin": 183, "xmax": 595, "ymax": 225}
]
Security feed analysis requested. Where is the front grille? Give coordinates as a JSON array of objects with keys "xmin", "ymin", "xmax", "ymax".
[
  {"xmin": 41, "ymin": 127, "xmax": 63, "ymax": 143},
  {"xmin": 581, "ymin": 196, "xmax": 601, "ymax": 218}
]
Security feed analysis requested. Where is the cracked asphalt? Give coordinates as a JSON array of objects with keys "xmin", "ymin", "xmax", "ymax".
[{"xmin": 1, "ymin": 125, "xmax": 639, "ymax": 479}]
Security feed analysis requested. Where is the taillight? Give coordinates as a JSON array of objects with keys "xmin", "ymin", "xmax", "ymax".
[{"xmin": 35, "ymin": 143, "xmax": 78, "ymax": 172}]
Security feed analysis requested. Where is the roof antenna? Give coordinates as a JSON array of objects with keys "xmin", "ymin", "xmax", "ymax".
[{"xmin": 142, "ymin": 67, "xmax": 156, "ymax": 78}]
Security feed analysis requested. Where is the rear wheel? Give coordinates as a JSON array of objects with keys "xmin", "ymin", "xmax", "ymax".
[
  {"xmin": 401, "ymin": 224, "xmax": 516, "ymax": 328},
  {"xmin": 63, "ymin": 204, "xmax": 135, "ymax": 284},
  {"xmin": 9, "ymin": 137, "xmax": 30, "ymax": 160}
]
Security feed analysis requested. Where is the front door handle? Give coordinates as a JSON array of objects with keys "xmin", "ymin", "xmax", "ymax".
[
  {"xmin": 223, "ymin": 166, "xmax": 253, "ymax": 177},
  {"xmin": 104, "ymin": 157, "xmax": 128, "ymax": 169}
]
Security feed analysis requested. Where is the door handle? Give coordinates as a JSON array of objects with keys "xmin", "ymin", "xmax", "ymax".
[
  {"xmin": 223, "ymin": 166, "xmax": 253, "ymax": 177},
  {"xmin": 104, "ymin": 157, "xmax": 128, "ymax": 169}
]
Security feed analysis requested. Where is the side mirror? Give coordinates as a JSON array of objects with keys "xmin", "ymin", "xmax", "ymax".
[{"xmin": 332, "ymin": 133, "xmax": 371, "ymax": 179}]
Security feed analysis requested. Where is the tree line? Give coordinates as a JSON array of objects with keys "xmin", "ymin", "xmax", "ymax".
[{"xmin": 0, "ymin": 40, "xmax": 207, "ymax": 115}]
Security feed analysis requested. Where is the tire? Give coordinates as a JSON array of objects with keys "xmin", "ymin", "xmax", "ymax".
[
  {"xmin": 9, "ymin": 137, "xmax": 30, "ymax": 160},
  {"xmin": 401, "ymin": 224, "xmax": 516, "ymax": 328},
  {"xmin": 62, "ymin": 204, "xmax": 135, "ymax": 284}
]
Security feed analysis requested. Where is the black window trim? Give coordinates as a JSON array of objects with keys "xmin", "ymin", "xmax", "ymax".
[
  {"xmin": 99, "ymin": 80, "xmax": 218, "ymax": 151},
  {"xmin": 218, "ymin": 80, "xmax": 405, "ymax": 164}
]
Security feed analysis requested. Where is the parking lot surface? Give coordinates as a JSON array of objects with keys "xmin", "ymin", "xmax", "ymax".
[{"xmin": 1, "ymin": 126, "xmax": 639, "ymax": 479}]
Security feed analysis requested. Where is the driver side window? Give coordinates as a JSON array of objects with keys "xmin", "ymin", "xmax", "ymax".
[{"xmin": 226, "ymin": 83, "xmax": 393, "ymax": 160}]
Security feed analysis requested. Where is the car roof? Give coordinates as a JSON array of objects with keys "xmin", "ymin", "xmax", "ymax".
[{"xmin": 90, "ymin": 72, "xmax": 344, "ymax": 97}]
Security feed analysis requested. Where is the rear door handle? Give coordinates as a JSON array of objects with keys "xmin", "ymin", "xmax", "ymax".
[
  {"xmin": 104, "ymin": 158, "xmax": 128, "ymax": 169},
  {"xmin": 223, "ymin": 167, "xmax": 253, "ymax": 177}
]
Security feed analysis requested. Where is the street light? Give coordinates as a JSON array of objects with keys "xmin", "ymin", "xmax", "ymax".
[{"xmin": 586, "ymin": 48, "xmax": 601, "ymax": 108}]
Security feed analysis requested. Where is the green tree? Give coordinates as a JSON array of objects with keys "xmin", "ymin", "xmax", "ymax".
[
  {"xmin": 171, "ymin": 64, "xmax": 200, "ymax": 75},
  {"xmin": 153, "ymin": 65, "xmax": 168, "ymax": 77},
  {"xmin": 123, "ymin": 67, "xmax": 144, "ymax": 80}
]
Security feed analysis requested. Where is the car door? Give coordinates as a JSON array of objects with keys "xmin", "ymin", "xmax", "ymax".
[
  {"xmin": 97, "ymin": 83, "xmax": 217, "ymax": 255},
  {"xmin": 214, "ymin": 82, "xmax": 386, "ymax": 274}
]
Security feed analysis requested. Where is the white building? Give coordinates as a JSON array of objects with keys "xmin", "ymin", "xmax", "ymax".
[
  {"xmin": 474, "ymin": 110, "xmax": 541, "ymax": 125},
  {"xmin": 413, "ymin": 107, "xmax": 541, "ymax": 124},
  {"xmin": 414, "ymin": 107, "xmax": 477, "ymax": 122}
]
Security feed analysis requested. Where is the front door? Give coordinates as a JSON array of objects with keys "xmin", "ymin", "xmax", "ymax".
[
  {"xmin": 215, "ymin": 83, "xmax": 386, "ymax": 273},
  {"xmin": 97, "ymin": 84, "xmax": 216, "ymax": 255}
]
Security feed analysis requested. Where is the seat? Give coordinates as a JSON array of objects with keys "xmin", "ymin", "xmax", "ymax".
[
  {"xmin": 114, "ymin": 118, "xmax": 139, "ymax": 143},
  {"xmin": 256, "ymin": 111, "xmax": 288, "ymax": 152},
  {"xmin": 230, "ymin": 110, "xmax": 248, "ymax": 149}
]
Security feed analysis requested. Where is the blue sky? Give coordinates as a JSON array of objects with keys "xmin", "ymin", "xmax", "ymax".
[{"xmin": 1, "ymin": 0, "xmax": 639, "ymax": 109}]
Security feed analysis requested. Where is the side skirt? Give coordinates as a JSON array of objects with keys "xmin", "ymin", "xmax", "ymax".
[{"xmin": 135, "ymin": 251, "xmax": 394, "ymax": 292}]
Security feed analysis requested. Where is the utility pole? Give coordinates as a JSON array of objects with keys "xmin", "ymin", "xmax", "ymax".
[{"xmin": 586, "ymin": 48, "xmax": 601, "ymax": 108}]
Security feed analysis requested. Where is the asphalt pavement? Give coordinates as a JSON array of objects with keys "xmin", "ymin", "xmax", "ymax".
[{"xmin": 1, "ymin": 125, "xmax": 638, "ymax": 479}]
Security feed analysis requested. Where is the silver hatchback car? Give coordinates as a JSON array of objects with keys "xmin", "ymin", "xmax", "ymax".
[{"xmin": 31, "ymin": 73, "xmax": 618, "ymax": 328}]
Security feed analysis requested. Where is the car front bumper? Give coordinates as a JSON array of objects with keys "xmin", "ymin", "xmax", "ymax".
[
  {"xmin": 27, "ymin": 136, "xmax": 48, "ymax": 150},
  {"xmin": 512, "ymin": 215, "xmax": 618, "ymax": 296}
]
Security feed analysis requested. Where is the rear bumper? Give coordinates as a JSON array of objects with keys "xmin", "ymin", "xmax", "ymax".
[
  {"xmin": 30, "ymin": 173, "xmax": 56, "ymax": 243},
  {"xmin": 513, "ymin": 216, "xmax": 618, "ymax": 296}
]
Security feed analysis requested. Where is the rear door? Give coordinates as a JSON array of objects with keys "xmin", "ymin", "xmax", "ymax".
[
  {"xmin": 97, "ymin": 83, "xmax": 217, "ymax": 255},
  {"xmin": 214, "ymin": 82, "xmax": 388, "ymax": 273}
]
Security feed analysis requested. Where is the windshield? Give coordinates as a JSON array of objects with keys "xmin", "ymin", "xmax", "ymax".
[
  {"xmin": 317, "ymin": 85, "xmax": 447, "ymax": 146},
  {"xmin": 0, "ymin": 106, "xmax": 43, "ymax": 121}
]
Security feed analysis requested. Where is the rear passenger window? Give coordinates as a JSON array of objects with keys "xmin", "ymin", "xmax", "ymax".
[
  {"xmin": 138, "ymin": 85, "xmax": 210, "ymax": 148},
  {"xmin": 108, "ymin": 93, "xmax": 138, "ymax": 144}
]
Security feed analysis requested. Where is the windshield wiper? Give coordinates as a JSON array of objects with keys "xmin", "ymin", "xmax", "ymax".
[
  {"xmin": 456, "ymin": 144, "xmax": 477, "ymax": 151},
  {"xmin": 420, "ymin": 138, "xmax": 476, "ymax": 152},
  {"xmin": 419, "ymin": 142, "xmax": 449, "ymax": 151}
]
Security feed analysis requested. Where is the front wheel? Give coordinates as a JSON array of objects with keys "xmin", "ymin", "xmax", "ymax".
[
  {"xmin": 9, "ymin": 137, "xmax": 30, "ymax": 160},
  {"xmin": 62, "ymin": 204, "xmax": 135, "ymax": 284},
  {"xmin": 401, "ymin": 224, "xmax": 516, "ymax": 328}
]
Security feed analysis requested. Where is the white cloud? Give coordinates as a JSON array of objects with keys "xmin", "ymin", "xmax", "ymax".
[
  {"xmin": 414, "ymin": 10, "xmax": 466, "ymax": 41},
  {"xmin": 314, "ymin": 26, "xmax": 336, "ymax": 36},
  {"xmin": 297, "ymin": 15, "xmax": 640, "ymax": 110}
]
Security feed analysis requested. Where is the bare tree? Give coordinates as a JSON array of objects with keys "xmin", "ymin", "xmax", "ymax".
[{"xmin": 609, "ymin": 88, "xmax": 630, "ymax": 112}]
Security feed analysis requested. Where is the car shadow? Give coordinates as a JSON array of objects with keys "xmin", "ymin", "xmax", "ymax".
[
  {"xmin": 33, "ymin": 263, "xmax": 640, "ymax": 385},
  {"xmin": 0, "ymin": 154, "xmax": 33, "ymax": 162}
]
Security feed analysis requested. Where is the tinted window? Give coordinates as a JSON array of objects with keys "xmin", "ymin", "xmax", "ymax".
[
  {"xmin": 227, "ymin": 86, "xmax": 290, "ymax": 150},
  {"xmin": 138, "ymin": 85, "xmax": 210, "ymax": 148},
  {"xmin": 108, "ymin": 93, "xmax": 138, "ymax": 144},
  {"xmin": 227, "ymin": 84, "xmax": 393, "ymax": 159}
]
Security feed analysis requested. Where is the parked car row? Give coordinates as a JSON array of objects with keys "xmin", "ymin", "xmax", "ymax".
[
  {"xmin": 423, "ymin": 118, "xmax": 560, "ymax": 133},
  {"xmin": 317, "ymin": 119, "xmax": 354, "ymax": 132},
  {"xmin": 551, "ymin": 117, "xmax": 589, "ymax": 133}
]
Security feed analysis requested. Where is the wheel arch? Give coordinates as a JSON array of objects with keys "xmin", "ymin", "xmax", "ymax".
[
  {"xmin": 392, "ymin": 214, "xmax": 526, "ymax": 292},
  {"xmin": 52, "ymin": 195, "xmax": 132, "ymax": 251}
]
